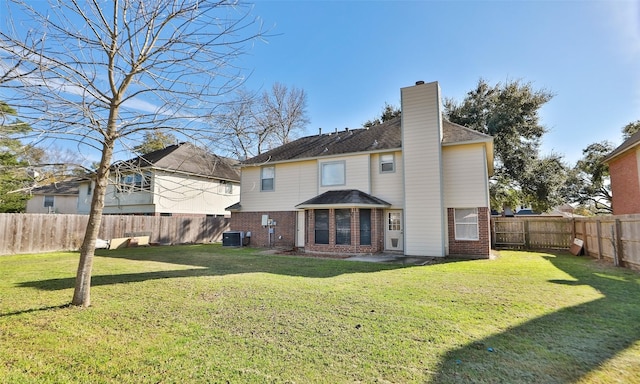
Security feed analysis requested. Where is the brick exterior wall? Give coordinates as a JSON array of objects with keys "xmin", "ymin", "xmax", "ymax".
[
  {"xmin": 230, "ymin": 211, "xmax": 297, "ymax": 248},
  {"xmin": 447, "ymin": 207, "xmax": 490, "ymax": 258},
  {"xmin": 609, "ymin": 151, "xmax": 640, "ymax": 215},
  {"xmin": 305, "ymin": 208, "xmax": 385, "ymax": 254}
]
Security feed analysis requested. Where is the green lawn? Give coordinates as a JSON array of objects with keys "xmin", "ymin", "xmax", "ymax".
[{"xmin": 1, "ymin": 245, "xmax": 639, "ymax": 383}]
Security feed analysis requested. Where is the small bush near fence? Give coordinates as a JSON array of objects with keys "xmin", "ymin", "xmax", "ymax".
[
  {"xmin": 492, "ymin": 214, "xmax": 640, "ymax": 270},
  {"xmin": 0, "ymin": 213, "xmax": 230, "ymax": 255}
]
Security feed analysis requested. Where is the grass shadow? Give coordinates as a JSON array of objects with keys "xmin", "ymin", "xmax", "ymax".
[
  {"xmin": 18, "ymin": 244, "xmax": 407, "ymax": 292},
  {"xmin": 0, "ymin": 304, "xmax": 71, "ymax": 318},
  {"xmin": 433, "ymin": 252, "xmax": 640, "ymax": 383}
]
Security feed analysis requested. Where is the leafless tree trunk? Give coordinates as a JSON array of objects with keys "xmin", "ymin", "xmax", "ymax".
[{"xmin": 1, "ymin": 0, "xmax": 263, "ymax": 307}]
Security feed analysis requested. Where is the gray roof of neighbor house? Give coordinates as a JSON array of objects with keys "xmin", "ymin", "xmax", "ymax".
[
  {"xmin": 296, "ymin": 190, "xmax": 391, "ymax": 208},
  {"xmin": 30, "ymin": 178, "xmax": 85, "ymax": 195},
  {"xmin": 115, "ymin": 142, "xmax": 240, "ymax": 181},
  {"xmin": 240, "ymin": 116, "xmax": 492, "ymax": 166},
  {"xmin": 604, "ymin": 129, "xmax": 640, "ymax": 163}
]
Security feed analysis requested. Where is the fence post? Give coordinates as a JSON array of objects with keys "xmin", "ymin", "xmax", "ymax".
[
  {"xmin": 615, "ymin": 219, "xmax": 623, "ymax": 267},
  {"xmin": 596, "ymin": 220, "xmax": 603, "ymax": 260},
  {"xmin": 582, "ymin": 220, "xmax": 588, "ymax": 255},
  {"xmin": 523, "ymin": 220, "xmax": 530, "ymax": 249},
  {"xmin": 490, "ymin": 218, "xmax": 495, "ymax": 248},
  {"xmin": 571, "ymin": 218, "xmax": 576, "ymax": 241}
]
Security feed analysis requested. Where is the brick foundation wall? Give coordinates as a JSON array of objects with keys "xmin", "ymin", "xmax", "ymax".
[
  {"xmin": 447, "ymin": 207, "xmax": 490, "ymax": 258},
  {"xmin": 609, "ymin": 152, "xmax": 640, "ymax": 215},
  {"xmin": 305, "ymin": 208, "xmax": 384, "ymax": 254},
  {"xmin": 230, "ymin": 211, "xmax": 296, "ymax": 248}
]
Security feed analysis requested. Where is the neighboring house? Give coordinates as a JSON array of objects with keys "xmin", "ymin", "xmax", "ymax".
[
  {"xmin": 603, "ymin": 130, "xmax": 640, "ymax": 215},
  {"xmin": 542, "ymin": 204, "xmax": 583, "ymax": 218},
  {"xmin": 26, "ymin": 178, "xmax": 84, "ymax": 214},
  {"xmin": 228, "ymin": 81, "xmax": 494, "ymax": 258},
  {"xmin": 515, "ymin": 205, "xmax": 537, "ymax": 216},
  {"xmin": 90, "ymin": 142, "xmax": 240, "ymax": 216}
]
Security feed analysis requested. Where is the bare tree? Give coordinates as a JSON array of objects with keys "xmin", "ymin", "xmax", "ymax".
[
  {"xmin": 216, "ymin": 82, "xmax": 309, "ymax": 159},
  {"xmin": 258, "ymin": 82, "xmax": 309, "ymax": 146},
  {"xmin": 0, "ymin": 0, "xmax": 264, "ymax": 307}
]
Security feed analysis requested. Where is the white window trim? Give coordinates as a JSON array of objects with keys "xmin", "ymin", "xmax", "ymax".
[
  {"xmin": 454, "ymin": 208, "xmax": 479, "ymax": 241},
  {"xmin": 380, "ymin": 153, "xmax": 395, "ymax": 173},
  {"xmin": 261, "ymin": 166, "xmax": 275, "ymax": 192},
  {"xmin": 320, "ymin": 160, "xmax": 346, "ymax": 187}
]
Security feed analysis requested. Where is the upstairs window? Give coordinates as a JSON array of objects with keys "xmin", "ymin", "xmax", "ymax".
[
  {"xmin": 380, "ymin": 153, "xmax": 395, "ymax": 173},
  {"xmin": 454, "ymin": 208, "xmax": 479, "ymax": 240},
  {"xmin": 220, "ymin": 180, "xmax": 233, "ymax": 194},
  {"xmin": 117, "ymin": 172, "xmax": 151, "ymax": 193},
  {"xmin": 261, "ymin": 166, "xmax": 275, "ymax": 191},
  {"xmin": 321, "ymin": 161, "xmax": 345, "ymax": 186}
]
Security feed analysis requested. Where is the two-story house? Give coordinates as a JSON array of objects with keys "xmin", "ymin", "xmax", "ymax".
[
  {"xmin": 85, "ymin": 142, "xmax": 240, "ymax": 217},
  {"xmin": 228, "ymin": 81, "xmax": 494, "ymax": 258},
  {"xmin": 603, "ymin": 130, "xmax": 640, "ymax": 215}
]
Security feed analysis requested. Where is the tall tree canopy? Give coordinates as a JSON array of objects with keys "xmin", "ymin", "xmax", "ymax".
[
  {"xmin": 444, "ymin": 79, "xmax": 565, "ymax": 212},
  {"xmin": 565, "ymin": 141, "xmax": 614, "ymax": 214},
  {"xmin": 363, "ymin": 102, "xmax": 401, "ymax": 127},
  {"xmin": 132, "ymin": 131, "xmax": 178, "ymax": 155},
  {"xmin": 622, "ymin": 120, "xmax": 640, "ymax": 140},
  {"xmin": 0, "ymin": 101, "xmax": 37, "ymax": 212},
  {"xmin": 0, "ymin": 0, "xmax": 264, "ymax": 307}
]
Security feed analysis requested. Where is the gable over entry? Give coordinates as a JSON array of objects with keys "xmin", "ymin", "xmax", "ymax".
[{"xmin": 295, "ymin": 190, "xmax": 391, "ymax": 254}]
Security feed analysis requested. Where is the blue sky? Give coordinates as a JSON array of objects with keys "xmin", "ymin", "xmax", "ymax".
[{"xmin": 240, "ymin": 0, "xmax": 640, "ymax": 165}]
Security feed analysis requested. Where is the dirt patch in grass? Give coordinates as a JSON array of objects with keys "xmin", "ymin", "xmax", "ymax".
[{"xmin": 273, "ymin": 248, "xmax": 351, "ymax": 259}]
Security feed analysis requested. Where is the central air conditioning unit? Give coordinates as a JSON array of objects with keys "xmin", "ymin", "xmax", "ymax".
[{"xmin": 222, "ymin": 231, "xmax": 244, "ymax": 247}]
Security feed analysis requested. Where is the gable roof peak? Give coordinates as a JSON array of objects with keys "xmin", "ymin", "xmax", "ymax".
[{"xmin": 115, "ymin": 141, "xmax": 240, "ymax": 181}]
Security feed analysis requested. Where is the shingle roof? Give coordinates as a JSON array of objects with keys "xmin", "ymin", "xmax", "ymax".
[
  {"xmin": 296, "ymin": 189, "xmax": 391, "ymax": 208},
  {"xmin": 604, "ymin": 129, "xmax": 640, "ymax": 163},
  {"xmin": 116, "ymin": 143, "xmax": 240, "ymax": 181},
  {"xmin": 442, "ymin": 120, "xmax": 493, "ymax": 144},
  {"xmin": 226, "ymin": 202, "xmax": 241, "ymax": 211},
  {"xmin": 241, "ymin": 116, "xmax": 491, "ymax": 165},
  {"xmin": 30, "ymin": 178, "xmax": 84, "ymax": 195}
]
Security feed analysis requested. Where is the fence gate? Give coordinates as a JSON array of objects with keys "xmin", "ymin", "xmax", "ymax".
[{"xmin": 492, "ymin": 218, "xmax": 526, "ymax": 248}]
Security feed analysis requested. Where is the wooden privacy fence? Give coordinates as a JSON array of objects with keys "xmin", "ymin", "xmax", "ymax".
[
  {"xmin": 0, "ymin": 213, "xmax": 230, "ymax": 256},
  {"xmin": 492, "ymin": 214, "xmax": 640, "ymax": 270}
]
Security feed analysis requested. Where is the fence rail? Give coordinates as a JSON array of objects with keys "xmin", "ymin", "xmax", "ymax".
[
  {"xmin": 0, "ymin": 213, "xmax": 229, "ymax": 255},
  {"xmin": 491, "ymin": 214, "xmax": 640, "ymax": 270}
]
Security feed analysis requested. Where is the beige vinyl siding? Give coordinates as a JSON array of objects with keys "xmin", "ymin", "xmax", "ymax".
[
  {"xmin": 442, "ymin": 144, "xmax": 490, "ymax": 208},
  {"xmin": 370, "ymin": 151, "xmax": 404, "ymax": 207},
  {"xmin": 153, "ymin": 172, "xmax": 239, "ymax": 215},
  {"xmin": 104, "ymin": 183, "xmax": 153, "ymax": 207},
  {"xmin": 26, "ymin": 195, "xmax": 79, "ymax": 214},
  {"xmin": 77, "ymin": 181, "xmax": 92, "ymax": 214},
  {"xmin": 240, "ymin": 160, "xmax": 317, "ymax": 212},
  {"xmin": 318, "ymin": 154, "xmax": 370, "ymax": 195},
  {"xmin": 401, "ymin": 81, "xmax": 446, "ymax": 257}
]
